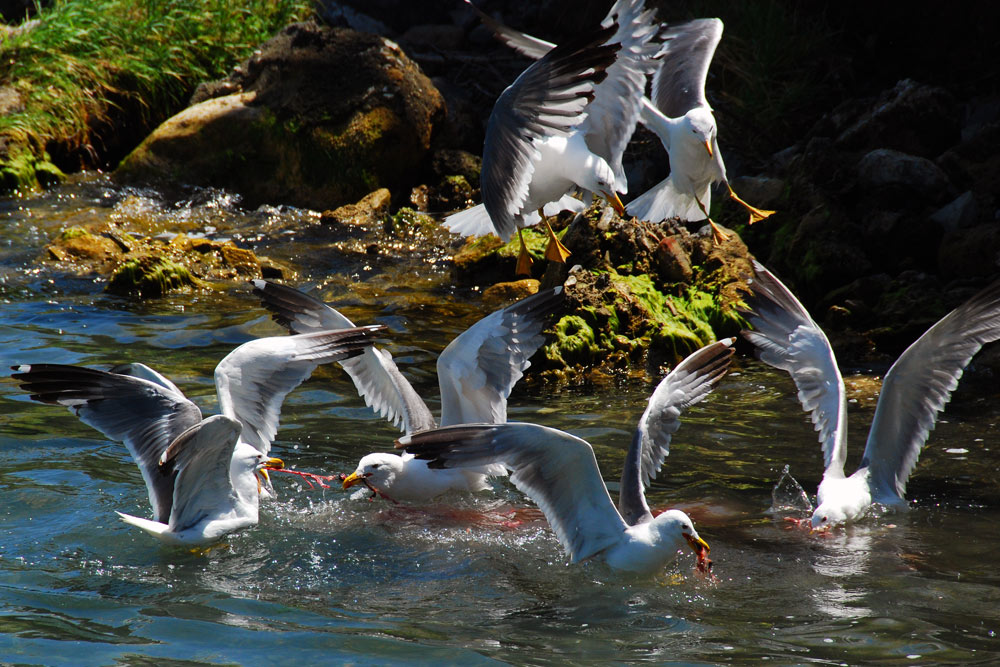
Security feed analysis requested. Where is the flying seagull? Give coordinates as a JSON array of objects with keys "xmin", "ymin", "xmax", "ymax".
[
  {"xmin": 467, "ymin": 5, "xmax": 774, "ymax": 243},
  {"xmin": 741, "ymin": 260, "xmax": 1000, "ymax": 529},
  {"xmin": 398, "ymin": 338, "xmax": 733, "ymax": 573},
  {"xmin": 446, "ymin": 1, "xmax": 661, "ymax": 275},
  {"xmin": 628, "ymin": 18, "xmax": 774, "ymax": 242},
  {"xmin": 252, "ymin": 280, "xmax": 563, "ymax": 502},
  {"xmin": 11, "ymin": 325, "xmax": 380, "ymax": 545}
]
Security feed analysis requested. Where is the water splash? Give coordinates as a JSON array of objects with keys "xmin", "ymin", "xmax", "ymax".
[{"xmin": 769, "ymin": 465, "xmax": 813, "ymax": 514}]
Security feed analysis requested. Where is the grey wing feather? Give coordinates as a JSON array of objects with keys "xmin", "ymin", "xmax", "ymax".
[
  {"xmin": 619, "ymin": 338, "xmax": 734, "ymax": 526},
  {"xmin": 251, "ymin": 280, "xmax": 434, "ymax": 433},
  {"xmin": 11, "ymin": 363, "xmax": 201, "ymax": 523},
  {"xmin": 651, "ymin": 18, "xmax": 722, "ymax": 118},
  {"xmin": 162, "ymin": 415, "xmax": 242, "ymax": 533},
  {"xmin": 463, "ymin": 0, "xmax": 554, "ymax": 59},
  {"xmin": 483, "ymin": 25, "xmax": 618, "ymax": 240},
  {"xmin": 399, "ymin": 423, "xmax": 628, "ymax": 563},
  {"xmin": 580, "ymin": 0, "xmax": 662, "ymax": 191},
  {"xmin": 739, "ymin": 261, "xmax": 848, "ymax": 474},
  {"xmin": 215, "ymin": 326, "xmax": 382, "ymax": 454},
  {"xmin": 863, "ymin": 278, "xmax": 1000, "ymax": 500},
  {"xmin": 438, "ymin": 287, "xmax": 563, "ymax": 426}
]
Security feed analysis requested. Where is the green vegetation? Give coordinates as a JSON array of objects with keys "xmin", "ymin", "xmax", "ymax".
[
  {"xmin": 0, "ymin": 0, "xmax": 313, "ymax": 191},
  {"xmin": 106, "ymin": 255, "xmax": 200, "ymax": 298}
]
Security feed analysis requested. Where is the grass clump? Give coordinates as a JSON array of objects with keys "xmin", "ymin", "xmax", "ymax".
[{"xmin": 0, "ymin": 0, "xmax": 313, "ymax": 191}]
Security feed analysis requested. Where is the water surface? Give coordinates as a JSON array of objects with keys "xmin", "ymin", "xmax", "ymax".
[{"xmin": 2, "ymin": 177, "xmax": 999, "ymax": 664}]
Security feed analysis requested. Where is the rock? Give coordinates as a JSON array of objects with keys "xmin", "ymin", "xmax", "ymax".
[
  {"xmin": 321, "ymin": 188, "xmax": 392, "ymax": 227},
  {"xmin": 118, "ymin": 23, "xmax": 446, "ymax": 211},
  {"xmin": 856, "ymin": 148, "xmax": 952, "ymax": 203},
  {"xmin": 930, "ymin": 191, "xmax": 979, "ymax": 232},
  {"xmin": 106, "ymin": 255, "xmax": 201, "ymax": 298},
  {"xmin": 729, "ymin": 175, "xmax": 786, "ymax": 210},
  {"xmin": 401, "ymin": 24, "xmax": 464, "ymax": 50},
  {"xmin": 937, "ymin": 222, "xmax": 1000, "ymax": 279},
  {"xmin": 836, "ymin": 79, "xmax": 960, "ymax": 158},
  {"xmin": 482, "ymin": 279, "xmax": 540, "ymax": 308}
]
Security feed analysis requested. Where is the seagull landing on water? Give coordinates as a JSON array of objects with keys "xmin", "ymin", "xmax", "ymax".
[
  {"xmin": 447, "ymin": 1, "xmax": 661, "ymax": 276},
  {"xmin": 252, "ymin": 280, "xmax": 564, "ymax": 503},
  {"xmin": 398, "ymin": 338, "xmax": 733, "ymax": 574},
  {"xmin": 11, "ymin": 325, "xmax": 381, "ymax": 545},
  {"xmin": 740, "ymin": 261, "xmax": 1000, "ymax": 530},
  {"xmin": 630, "ymin": 18, "xmax": 775, "ymax": 243}
]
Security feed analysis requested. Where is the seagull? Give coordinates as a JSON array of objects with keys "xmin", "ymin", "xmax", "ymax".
[
  {"xmin": 251, "ymin": 280, "xmax": 564, "ymax": 502},
  {"xmin": 397, "ymin": 338, "xmax": 733, "ymax": 573},
  {"xmin": 446, "ymin": 1, "xmax": 661, "ymax": 275},
  {"xmin": 629, "ymin": 19, "xmax": 774, "ymax": 241},
  {"xmin": 10, "ymin": 325, "xmax": 381, "ymax": 545},
  {"xmin": 468, "ymin": 6, "xmax": 774, "ymax": 243},
  {"xmin": 740, "ymin": 260, "xmax": 1000, "ymax": 530}
]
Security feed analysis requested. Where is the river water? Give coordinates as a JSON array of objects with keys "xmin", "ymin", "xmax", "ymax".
[{"xmin": 2, "ymin": 176, "xmax": 999, "ymax": 664}]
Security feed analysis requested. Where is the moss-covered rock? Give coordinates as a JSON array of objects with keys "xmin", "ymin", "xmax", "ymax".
[{"xmin": 106, "ymin": 255, "xmax": 200, "ymax": 298}]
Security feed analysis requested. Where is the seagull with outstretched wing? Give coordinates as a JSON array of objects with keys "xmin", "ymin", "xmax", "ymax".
[
  {"xmin": 398, "ymin": 338, "xmax": 733, "ymax": 573},
  {"xmin": 12, "ymin": 325, "xmax": 380, "ymax": 544},
  {"xmin": 741, "ymin": 260, "xmax": 1000, "ymax": 529},
  {"xmin": 252, "ymin": 280, "xmax": 564, "ymax": 502}
]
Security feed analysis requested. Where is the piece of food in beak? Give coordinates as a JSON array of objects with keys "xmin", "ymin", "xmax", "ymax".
[
  {"xmin": 256, "ymin": 457, "xmax": 284, "ymax": 494},
  {"xmin": 341, "ymin": 471, "xmax": 364, "ymax": 491},
  {"xmin": 684, "ymin": 532, "xmax": 712, "ymax": 574}
]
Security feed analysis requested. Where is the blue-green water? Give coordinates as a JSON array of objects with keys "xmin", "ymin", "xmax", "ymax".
[{"xmin": 2, "ymin": 176, "xmax": 999, "ymax": 664}]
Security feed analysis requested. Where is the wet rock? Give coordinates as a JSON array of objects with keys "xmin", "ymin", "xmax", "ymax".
[
  {"xmin": 321, "ymin": 188, "xmax": 392, "ymax": 228},
  {"xmin": 857, "ymin": 148, "xmax": 952, "ymax": 204},
  {"xmin": 106, "ymin": 255, "xmax": 201, "ymax": 298},
  {"xmin": 118, "ymin": 22, "xmax": 446, "ymax": 211},
  {"xmin": 482, "ymin": 278, "xmax": 539, "ymax": 308}
]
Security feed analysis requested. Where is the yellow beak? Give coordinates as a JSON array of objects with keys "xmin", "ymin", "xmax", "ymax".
[
  {"xmin": 704, "ymin": 140, "xmax": 713, "ymax": 157},
  {"xmin": 684, "ymin": 532, "xmax": 710, "ymax": 554},
  {"xmin": 603, "ymin": 190, "xmax": 626, "ymax": 216},
  {"xmin": 342, "ymin": 471, "xmax": 364, "ymax": 490}
]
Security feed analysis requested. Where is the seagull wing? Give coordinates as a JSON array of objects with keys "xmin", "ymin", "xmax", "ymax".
[
  {"xmin": 463, "ymin": 0, "xmax": 553, "ymax": 59},
  {"xmin": 739, "ymin": 261, "xmax": 849, "ymax": 475},
  {"xmin": 482, "ymin": 23, "xmax": 618, "ymax": 240},
  {"xmin": 438, "ymin": 287, "xmax": 563, "ymax": 426},
  {"xmin": 215, "ymin": 326, "xmax": 383, "ymax": 454},
  {"xmin": 399, "ymin": 423, "xmax": 628, "ymax": 563},
  {"xmin": 159, "ymin": 414, "xmax": 243, "ymax": 533},
  {"xmin": 651, "ymin": 18, "xmax": 722, "ymax": 118},
  {"xmin": 863, "ymin": 279, "xmax": 1000, "ymax": 501},
  {"xmin": 11, "ymin": 363, "xmax": 201, "ymax": 523},
  {"xmin": 619, "ymin": 338, "xmax": 734, "ymax": 525},
  {"xmin": 580, "ymin": 0, "xmax": 662, "ymax": 192},
  {"xmin": 251, "ymin": 280, "xmax": 435, "ymax": 433}
]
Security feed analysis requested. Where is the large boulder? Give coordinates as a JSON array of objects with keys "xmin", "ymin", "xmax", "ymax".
[{"xmin": 117, "ymin": 22, "xmax": 446, "ymax": 210}]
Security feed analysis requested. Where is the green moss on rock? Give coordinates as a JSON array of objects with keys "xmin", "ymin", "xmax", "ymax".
[{"xmin": 107, "ymin": 255, "xmax": 200, "ymax": 298}]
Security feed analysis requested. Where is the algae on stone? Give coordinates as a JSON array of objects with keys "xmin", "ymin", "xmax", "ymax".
[{"xmin": 106, "ymin": 255, "xmax": 200, "ymax": 298}]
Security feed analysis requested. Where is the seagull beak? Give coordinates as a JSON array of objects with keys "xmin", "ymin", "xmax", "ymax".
[
  {"xmin": 602, "ymin": 190, "xmax": 626, "ymax": 216},
  {"xmin": 256, "ymin": 457, "xmax": 284, "ymax": 494},
  {"xmin": 683, "ymin": 532, "xmax": 710, "ymax": 554},
  {"xmin": 342, "ymin": 471, "xmax": 364, "ymax": 491},
  {"xmin": 703, "ymin": 140, "xmax": 713, "ymax": 158}
]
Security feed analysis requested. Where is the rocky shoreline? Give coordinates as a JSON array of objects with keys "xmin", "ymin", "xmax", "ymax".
[{"xmin": 5, "ymin": 1, "xmax": 1000, "ymax": 375}]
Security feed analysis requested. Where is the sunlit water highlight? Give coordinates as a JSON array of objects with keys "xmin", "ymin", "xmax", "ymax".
[{"xmin": 1, "ymin": 176, "xmax": 999, "ymax": 664}]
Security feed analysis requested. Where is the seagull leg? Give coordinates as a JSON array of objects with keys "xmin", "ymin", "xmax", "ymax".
[
  {"xmin": 696, "ymin": 197, "xmax": 730, "ymax": 244},
  {"xmin": 727, "ymin": 183, "xmax": 775, "ymax": 224},
  {"xmin": 539, "ymin": 208, "xmax": 572, "ymax": 263},
  {"xmin": 515, "ymin": 228, "xmax": 533, "ymax": 276}
]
